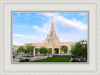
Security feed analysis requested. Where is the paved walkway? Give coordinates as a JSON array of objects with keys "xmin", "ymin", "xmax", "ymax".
[{"xmin": 35, "ymin": 56, "xmax": 48, "ymax": 60}]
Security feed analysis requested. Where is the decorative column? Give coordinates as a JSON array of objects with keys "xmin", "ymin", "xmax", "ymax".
[
  {"xmin": 68, "ymin": 47, "xmax": 70, "ymax": 54},
  {"xmin": 52, "ymin": 48, "xmax": 54, "ymax": 55},
  {"xmin": 33, "ymin": 49, "xmax": 35, "ymax": 56}
]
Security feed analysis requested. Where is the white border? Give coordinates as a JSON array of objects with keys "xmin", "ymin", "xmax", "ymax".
[{"xmin": 0, "ymin": 0, "xmax": 100, "ymax": 75}]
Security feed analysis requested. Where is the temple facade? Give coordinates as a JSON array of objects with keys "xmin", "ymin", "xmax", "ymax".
[{"xmin": 24, "ymin": 17, "xmax": 76, "ymax": 56}]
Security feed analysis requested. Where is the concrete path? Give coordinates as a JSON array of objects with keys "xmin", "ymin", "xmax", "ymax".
[{"xmin": 35, "ymin": 56, "xmax": 48, "ymax": 60}]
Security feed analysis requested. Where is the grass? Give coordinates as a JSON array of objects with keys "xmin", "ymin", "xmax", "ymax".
[{"xmin": 31, "ymin": 56, "xmax": 71, "ymax": 62}]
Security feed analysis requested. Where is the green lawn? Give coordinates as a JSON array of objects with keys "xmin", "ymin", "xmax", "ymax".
[{"xmin": 31, "ymin": 56, "xmax": 71, "ymax": 62}]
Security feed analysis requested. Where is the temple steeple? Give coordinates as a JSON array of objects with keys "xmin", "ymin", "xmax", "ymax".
[
  {"xmin": 43, "ymin": 16, "xmax": 60, "ymax": 44},
  {"xmin": 52, "ymin": 16, "xmax": 53, "ymax": 25},
  {"xmin": 50, "ymin": 16, "xmax": 55, "ymax": 32}
]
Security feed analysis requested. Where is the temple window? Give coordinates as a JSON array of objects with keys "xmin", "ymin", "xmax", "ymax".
[
  {"xmin": 53, "ymin": 39, "xmax": 54, "ymax": 43},
  {"xmin": 51, "ymin": 32, "xmax": 53, "ymax": 37},
  {"xmin": 48, "ymin": 39, "xmax": 54, "ymax": 44},
  {"xmin": 48, "ymin": 39, "xmax": 49, "ymax": 43},
  {"xmin": 50, "ymin": 39, "xmax": 52, "ymax": 43}
]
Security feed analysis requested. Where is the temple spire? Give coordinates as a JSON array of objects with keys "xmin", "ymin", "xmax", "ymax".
[
  {"xmin": 50, "ymin": 16, "xmax": 55, "ymax": 32},
  {"xmin": 52, "ymin": 16, "xmax": 53, "ymax": 24}
]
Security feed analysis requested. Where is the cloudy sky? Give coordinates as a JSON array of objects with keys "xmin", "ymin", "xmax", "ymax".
[{"xmin": 12, "ymin": 12, "xmax": 88, "ymax": 45}]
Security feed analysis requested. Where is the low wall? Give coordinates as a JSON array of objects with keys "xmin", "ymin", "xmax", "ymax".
[
  {"xmin": 52, "ymin": 54, "xmax": 72, "ymax": 57},
  {"xmin": 13, "ymin": 58, "xmax": 19, "ymax": 63}
]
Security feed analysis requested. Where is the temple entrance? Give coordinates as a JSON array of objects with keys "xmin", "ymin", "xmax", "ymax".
[
  {"xmin": 35, "ymin": 48, "xmax": 38, "ymax": 55},
  {"xmin": 54, "ymin": 48, "xmax": 59, "ymax": 54}
]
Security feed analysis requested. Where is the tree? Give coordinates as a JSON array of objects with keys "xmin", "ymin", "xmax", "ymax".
[
  {"xmin": 70, "ymin": 42, "xmax": 87, "ymax": 62},
  {"xmin": 24, "ymin": 43, "xmax": 35, "ymax": 56},
  {"xmin": 60, "ymin": 45, "xmax": 68, "ymax": 54},
  {"xmin": 38, "ymin": 46, "xmax": 48, "ymax": 55},
  {"xmin": 47, "ymin": 49, "xmax": 52, "ymax": 54},
  {"xmin": 47, "ymin": 49, "xmax": 52, "ymax": 57},
  {"xmin": 15, "ymin": 46, "xmax": 25, "ymax": 54},
  {"xmin": 13, "ymin": 45, "xmax": 17, "ymax": 53}
]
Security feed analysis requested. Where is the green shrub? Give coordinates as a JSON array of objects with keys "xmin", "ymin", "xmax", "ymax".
[
  {"xmin": 72, "ymin": 55, "xmax": 75, "ymax": 58},
  {"xmin": 71, "ymin": 59, "xmax": 80, "ymax": 62},
  {"xmin": 20, "ymin": 59, "xmax": 30, "ymax": 62},
  {"xmin": 60, "ymin": 45, "xmax": 68, "ymax": 53},
  {"xmin": 38, "ymin": 46, "xmax": 48, "ymax": 55},
  {"xmin": 70, "ymin": 42, "xmax": 87, "ymax": 62}
]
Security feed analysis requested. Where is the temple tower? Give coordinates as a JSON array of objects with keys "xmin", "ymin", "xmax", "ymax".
[{"xmin": 44, "ymin": 16, "xmax": 60, "ymax": 44}]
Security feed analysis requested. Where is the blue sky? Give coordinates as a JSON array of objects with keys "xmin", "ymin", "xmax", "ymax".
[{"xmin": 12, "ymin": 12, "xmax": 88, "ymax": 45}]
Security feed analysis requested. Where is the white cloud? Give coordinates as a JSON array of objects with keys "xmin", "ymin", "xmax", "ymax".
[
  {"xmin": 13, "ymin": 34, "xmax": 45, "ymax": 45},
  {"xmin": 13, "ymin": 39, "xmax": 24, "ymax": 45},
  {"xmin": 33, "ymin": 23, "xmax": 51, "ymax": 34},
  {"xmin": 32, "ymin": 13, "xmax": 87, "ymax": 43},
  {"xmin": 58, "ymin": 30, "xmax": 87, "ymax": 42},
  {"xmin": 43, "ymin": 13, "xmax": 87, "ymax": 30},
  {"xmin": 13, "ymin": 34, "xmax": 43, "ymax": 39}
]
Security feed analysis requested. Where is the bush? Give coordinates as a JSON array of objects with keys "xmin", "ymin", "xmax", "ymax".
[
  {"xmin": 72, "ymin": 55, "xmax": 75, "ymax": 58},
  {"xmin": 70, "ymin": 42, "xmax": 87, "ymax": 62},
  {"xmin": 38, "ymin": 46, "xmax": 48, "ymax": 55},
  {"xmin": 71, "ymin": 59, "xmax": 80, "ymax": 62},
  {"xmin": 60, "ymin": 45, "xmax": 68, "ymax": 53},
  {"xmin": 20, "ymin": 59, "xmax": 30, "ymax": 62}
]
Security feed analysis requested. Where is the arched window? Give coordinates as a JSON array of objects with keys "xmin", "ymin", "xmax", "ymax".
[
  {"xmin": 48, "ymin": 39, "xmax": 49, "ymax": 43},
  {"xmin": 53, "ymin": 39, "xmax": 54, "ymax": 43},
  {"xmin": 50, "ymin": 39, "xmax": 52, "ymax": 43},
  {"xmin": 48, "ymin": 39, "xmax": 54, "ymax": 44},
  {"xmin": 51, "ymin": 32, "xmax": 53, "ymax": 37}
]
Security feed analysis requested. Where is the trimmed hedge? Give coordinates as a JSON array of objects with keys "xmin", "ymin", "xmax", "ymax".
[
  {"xmin": 20, "ymin": 59, "xmax": 30, "ymax": 62},
  {"xmin": 71, "ymin": 59, "xmax": 80, "ymax": 62}
]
